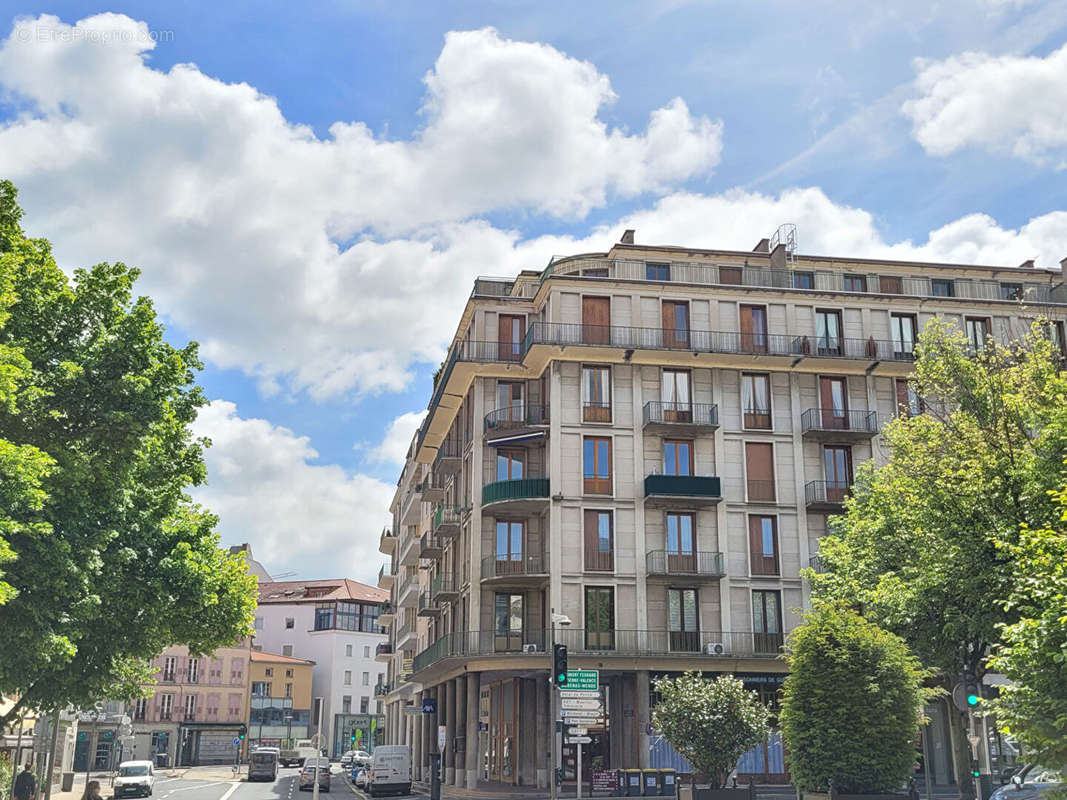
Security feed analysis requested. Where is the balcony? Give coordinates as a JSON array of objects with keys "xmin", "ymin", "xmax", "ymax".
[
  {"xmin": 395, "ymin": 616, "xmax": 417, "ymax": 651},
  {"xmin": 417, "ymin": 476, "xmax": 446, "ymax": 503},
  {"xmin": 432, "ymin": 506, "xmax": 462, "ymax": 538},
  {"xmin": 644, "ymin": 474, "xmax": 722, "ymax": 508},
  {"xmin": 419, "ymin": 533, "xmax": 444, "ymax": 560},
  {"xmin": 378, "ymin": 528, "xmax": 397, "ymax": 555},
  {"xmin": 642, "ymin": 401, "xmax": 719, "ymax": 433},
  {"xmin": 374, "ymin": 683, "xmax": 391, "ymax": 697},
  {"xmin": 808, "ymin": 556, "xmax": 826, "ymax": 574},
  {"xmin": 805, "ymin": 480, "xmax": 851, "ymax": 512},
  {"xmin": 801, "ymin": 409, "xmax": 879, "ymax": 440},
  {"xmin": 481, "ymin": 477, "xmax": 550, "ymax": 513},
  {"xmin": 396, "ymin": 575, "xmax": 419, "ymax": 609},
  {"xmin": 431, "ymin": 575, "xmax": 459, "ymax": 603},
  {"xmin": 400, "ymin": 483, "xmax": 423, "ymax": 526},
  {"xmin": 374, "ymin": 642, "xmax": 393, "ymax": 662},
  {"xmin": 417, "ymin": 591, "xmax": 441, "ymax": 618},
  {"xmin": 484, "ymin": 403, "xmax": 550, "ymax": 444},
  {"xmin": 378, "ymin": 601, "xmax": 396, "ymax": 626},
  {"xmin": 555, "ymin": 628, "xmax": 783, "ymax": 658},
  {"xmin": 480, "ymin": 553, "xmax": 549, "ymax": 586},
  {"xmin": 646, "ymin": 550, "xmax": 725, "ymax": 580},
  {"xmin": 433, "ymin": 437, "xmax": 462, "ymax": 477},
  {"xmin": 413, "ymin": 630, "xmax": 548, "ymax": 674},
  {"xmin": 377, "ymin": 565, "xmax": 395, "ymax": 591}
]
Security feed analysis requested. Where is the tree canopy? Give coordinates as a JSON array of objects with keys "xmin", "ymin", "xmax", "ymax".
[{"xmin": 0, "ymin": 180, "xmax": 256, "ymax": 721}]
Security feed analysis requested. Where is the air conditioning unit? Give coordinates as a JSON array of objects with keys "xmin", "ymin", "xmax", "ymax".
[
  {"xmin": 705, "ymin": 642, "xmax": 726, "ymax": 656},
  {"xmin": 522, "ymin": 644, "xmax": 540, "ymax": 653}
]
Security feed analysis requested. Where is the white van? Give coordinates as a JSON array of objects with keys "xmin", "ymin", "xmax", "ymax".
[{"xmin": 367, "ymin": 745, "xmax": 411, "ymax": 797}]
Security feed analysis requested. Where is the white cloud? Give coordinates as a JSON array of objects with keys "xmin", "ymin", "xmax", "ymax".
[
  {"xmin": 902, "ymin": 42, "xmax": 1067, "ymax": 163},
  {"xmin": 190, "ymin": 399, "xmax": 393, "ymax": 582},
  {"xmin": 0, "ymin": 15, "xmax": 721, "ymax": 398},
  {"xmin": 367, "ymin": 411, "xmax": 427, "ymax": 466}
]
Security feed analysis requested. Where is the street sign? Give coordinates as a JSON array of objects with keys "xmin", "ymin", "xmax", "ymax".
[
  {"xmin": 403, "ymin": 705, "xmax": 422, "ymax": 715},
  {"xmin": 422, "ymin": 698, "xmax": 437, "ymax": 714},
  {"xmin": 561, "ymin": 707, "xmax": 603, "ymax": 717},
  {"xmin": 560, "ymin": 698, "xmax": 602, "ymax": 711},
  {"xmin": 567, "ymin": 727, "xmax": 588, "ymax": 736},
  {"xmin": 561, "ymin": 712, "xmax": 603, "ymax": 723},
  {"xmin": 561, "ymin": 670, "xmax": 598, "ymax": 691},
  {"xmin": 557, "ymin": 690, "xmax": 601, "ymax": 700},
  {"xmin": 438, "ymin": 725, "xmax": 447, "ymax": 752},
  {"xmin": 567, "ymin": 736, "xmax": 592, "ymax": 744},
  {"xmin": 233, "ymin": 738, "xmax": 241, "ymax": 748}
]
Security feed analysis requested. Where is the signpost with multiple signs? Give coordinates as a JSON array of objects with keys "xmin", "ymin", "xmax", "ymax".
[
  {"xmin": 561, "ymin": 670, "xmax": 599, "ymax": 691},
  {"xmin": 558, "ymin": 683, "xmax": 605, "ymax": 800}
]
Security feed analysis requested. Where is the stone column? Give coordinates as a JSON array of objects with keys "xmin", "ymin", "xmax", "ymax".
[
  {"xmin": 536, "ymin": 674, "xmax": 549, "ymax": 788},
  {"xmin": 444, "ymin": 679, "xmax": 457, "ymax": 784},
  {"xmin": 465, "ymin": 672, "xmax": 480, "ymax": 789},
  {"xmin": 637, "ymin": 670, "xmax": 651, "ymax": 769},
  {"xmin": 413, "ymin": 691, "xmax": 423, "ymax": 782},
  {"xmin": 453, "ymin": 677, "xmax": 466, "ymax": 786}
]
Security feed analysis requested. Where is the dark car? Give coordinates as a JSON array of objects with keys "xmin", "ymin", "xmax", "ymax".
[{"xmin": 990, "ymin": 764, "xmax": 1064, "ymax": 800}]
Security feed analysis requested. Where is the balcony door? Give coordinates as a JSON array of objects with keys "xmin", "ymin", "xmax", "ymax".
[
  {"xmin": 666, "ymin": 512, "xmax": 696, "ymax": 573},
  {"xmin": 662, "ymin": 301, "xmax": 690, "ymax": 349},
  {"xmin": 823, "ymin": 445, "xmax": 853, "ymax": 502},
  {"xmin": 498, "ymin": 315, "xmax": 524, "ymax": 362},
  {"xmin": 740, "ymin": 305, "xmax": 768, "ymax": 353},
  {"xmin": 496, "ymin": 449, "xmax": 525, "ymax": 482},
  {"xmin": 583, "ymin": 437, "xmax": 612, "ymax": 495},
  {"xmin": 748, "ymin": 515, "xmax": 780, "ymax": 576},
  {"xmin": 495, "ymin": 521, "xmax": 524, "ymax": 576},
  {"xmin": 583, "ymin": 510, "xmax": 614, "ymax": 572},
  {"xmin": 497, "ymin": 381, "xmax": 524, "ymax": 423},
  {"xmin": 966, "ymin": 317, "xmax": 992, "ymax": 353},
  {"xmin": 582, "ymin": 296, "xmax": 611, "ymax": 345},
  {"xmin": 664, "ymin": 440, "xmax": 693, "ymax": 477},
  {"xmin": 818, "ymin": 377, "xmax": 848, "ymax": 430},
  {"xmin": 891, "ymin": 314, "xmax": 917, "ymax": 359},
  {"xmin": 668, "ymin": 588, "xmax": 699, "ymax": 652},
  {"xmin": 752, "ymin": 589, "xmax": 783, "ymax": 654},
  {"xmin": 816, "ymin": 310, "xmax": 842, "ymax": 356},
  {"xmin": 584, "ymin": 586, "xmax": 615, "ymax": 650},
  {"xmin": 661, "ymin": 369, "xmax": 691, "ymax": 422},
  {"xmin": 494, "ymin": 593, "xmax": 524, "ymax": 652}
]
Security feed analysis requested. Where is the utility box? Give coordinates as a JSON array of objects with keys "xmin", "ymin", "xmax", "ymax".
[
  {"xmin": 660, "ymin": 769, "xmax": 678, "ymax": 796},
  {"xmin": 643, "ymin": 769, "xmax": 659, "ymax": 796},
  {"xmin": 622, "ymin": 769, "xmax": 642, "ymax": 796}
]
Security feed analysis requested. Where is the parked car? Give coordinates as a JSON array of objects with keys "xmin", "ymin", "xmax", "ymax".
[
  {"xmin": 113, "ymin": 761, "xmax": 156, "ymax": 798},
  {"xmin": 367, "ymin": 745, "xmax": 411, "ymax": 797},
  {"xmin": 299, "ymin": 758, "xmax": 331, "ymax": 792},
  {"xmin": 352, "ymin": 750, "xmax": 372, "ymax": 767},
  {"xmin": 352, "ymin": 767, "xmax": 369, "ymax": 789},
  {"xmin": 340, "ymin": 751, "xmax": 355, "ymax": 770},
  {"xmin": 991, "ymin": 765, "xmax": 1065, "ymax": 800}
]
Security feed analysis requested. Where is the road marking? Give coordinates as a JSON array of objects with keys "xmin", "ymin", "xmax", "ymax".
[
  {"xmin": 216, "ymin": 782, "xmax": 241, "ymax": 800},
  {"xmin": 166, "ymin": 782, "xmax": 227, "ymax": 794}
]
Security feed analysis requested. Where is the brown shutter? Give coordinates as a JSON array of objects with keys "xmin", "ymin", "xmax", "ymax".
[
  {"xmin": 498, "ymin": 315, "xmax": 524, "ymax": 361},
  {"xmin": 895, "ymin": 379, "xmax": 910, "ymax": 417},
  {"xmin": 745, "ymin": 442, "xmax": 775, "ymax": 501},
  {"xmin": 582, "ymin": 297, "xmax": 610, "ymax": 345},
  {"xmin": 749, "ymin": 516, "xmax": 779, "ymax": 576}
]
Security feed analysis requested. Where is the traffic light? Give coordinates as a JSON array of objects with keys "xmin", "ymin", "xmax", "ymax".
[
  {"xmin": 971, "ymin": 760, "xmax": 980, "ymax": 779},
  {"xmin": 350, "ymin": 732, "xmax": 356, "ymax": 743},
  {"xmin": 553, "ymin": 644, "xmax": 568, "ymax": 687},
  {"xmin": 963, "ymin": 672, "xmax": 981, "ymax": 708},
  {"xmin": 238, "ymin": 724, "xmax": 247, "ymax": 741}
]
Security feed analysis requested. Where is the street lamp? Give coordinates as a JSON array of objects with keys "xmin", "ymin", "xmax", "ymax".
[
  {"xmin": 549, "ymin": 614, "xmax": 571, "ymax": 800},
  {"xmin": 283, "ymin": 714, "xmax": 294, "ymax": 750}
]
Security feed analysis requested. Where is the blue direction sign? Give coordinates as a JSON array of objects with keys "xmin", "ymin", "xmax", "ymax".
[
  {"xmin": 233, "ymin": 738, "xmax": 240, "ymax": 748},
  {"xmin": 422, "ymin": 698, "xmax": 437, "ymax": 714}
]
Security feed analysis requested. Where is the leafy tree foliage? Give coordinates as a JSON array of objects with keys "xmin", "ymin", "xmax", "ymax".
[
  {"xmin": 987, "ymin": 485, "xmax": 1067, "ymax": 773},
  {"xmin": 653, "ymin": 672, "xmax": 770, "ymax": 788},
  {"xmin": 779, "ymin": 607, "xmax": 931, "ymax": 794},
  {"xmin": 0, "ymin": 180, "xmax": 256, "ymax": 722},
  {"xmin": 809, "ymin": 318, "xmax": 1067, "ymax": 798}
]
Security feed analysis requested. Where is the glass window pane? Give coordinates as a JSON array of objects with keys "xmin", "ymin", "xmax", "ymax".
[
  {"xmin": 597, "ymin": 514, "xmax": 611, "ymax": 552},
  {"xmin": 683, "ymin": 590, "xmax": 697, "ymax": 630},
  {"xmin": 680, "ymin": 515, "xmax": 693, "ymax": 552},
  {"xmin": 668, "ymin": 591, "xmax": 681, "ymax": 631},
  {"xmin": 510, "ymin": 523, "xmax": 522, "ymax": 559},
  {"xmin": 761, "ymin": 518, "xmax": 775, "ymax": 557},
  {"xmin": 752, "ymin": 593, "xmax": 765, "ymax": 633},
  {"xmin": 667, "ymin": 515, "xmax": 679, "ymax": 552},
  {"xmin": 496, "ymin": 522, "xmax": 507, "ymax": 558},
  {"xmin": 509, "ymin": 595, "xmax": 523, "ymax": 633},
  {"xmin": 583, "ymin": 439, "xmax": 594, "ymax": 473}
]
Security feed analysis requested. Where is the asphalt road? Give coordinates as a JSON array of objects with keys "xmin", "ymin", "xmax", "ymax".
[{"xmin": 132, "ymin": 766, "xmax": 356, "ymax": 800}]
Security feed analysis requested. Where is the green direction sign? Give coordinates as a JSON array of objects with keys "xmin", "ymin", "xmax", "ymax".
[{"xmin": 562, "ymin": 669, "xmax": 598, "ymax": 691}]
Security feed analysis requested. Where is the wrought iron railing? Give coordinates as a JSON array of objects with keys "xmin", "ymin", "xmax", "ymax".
[
  {"xmin": 484, "ymin": 403, "xmax": 550, "ymax": 433},
  {"xmin": 480, "ymin": 553, "xmax": 547, "ymax": 579},
  {"xmin": 805, "ymin": 480, "xmax": 851, "ymax": 506},
  {"xmin": 646, "ymin": 550, "xmax": 725, "ymax": 577},
  {"xmin": 800, "ymin": 408, "xmax": 878, "ymax": 435},
  {"xmin": 482, "ymin": 477, "xmax": 550, "ymax": 505},
  {"xmin": 642, "ymin": 401, "xmax": 719, "ymax": 427}
]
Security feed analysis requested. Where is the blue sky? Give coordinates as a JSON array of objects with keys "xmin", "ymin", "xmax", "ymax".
[{"xmin": 1, "ymin": 0, "xmax": 1065, "ymax": 581}]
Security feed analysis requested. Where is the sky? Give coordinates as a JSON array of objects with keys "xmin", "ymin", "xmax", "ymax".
[{"xmin": 1, "ymin": 0, "xmax": 1066, "ymax": 584}]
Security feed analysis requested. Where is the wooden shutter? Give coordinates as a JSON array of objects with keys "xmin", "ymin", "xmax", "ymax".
[
  {"xmin": 498, "ymin": 315, "xmax": 524, "ymax": 361},
  {"xmin": 740, "ymin": 305, "xmax": 767, "ymax": 353},
  {"xmin": 662, "ymin": 301, "xmax": 689, "ymax": 348},
  {"xmin": 748, "ymin": 516, "xmax": 780, "ymax": 576},
  {"xmin": 720, "ymin": 266, "xmax": 742, "ymax": 285},
  {"xmin": 582, "ymin": 297, "xmax": 610, "ymax": 345},
  {"xmin": 896, "ymin": 379, "xmax": 911, "ymax": 417},
  {"xmin": 745, "ymin": 442, "xmax": 775, "ymax": 501}
]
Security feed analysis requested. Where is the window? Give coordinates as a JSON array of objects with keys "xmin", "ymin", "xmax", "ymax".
[
  {"xmin": 345, "ymin": 644, "xmax": 353, "ymax": 657},
  {"xmin": 818, "ymin": 376, "xmax": 849, "ymax": 429},
  {"xmin": 583, "ymin": 510, "xmax": 614, "ymax": 572},
  {"xmin": 264, "ymin": 667, "xmax": 273, "ymax": 677},
  {"xmin": 793, "ymin": 271, "xmax": 814, "ymax": 289},
  {"xmin": 498, "ymin": 315, "xmax": 524, "ymax": 361},
  {"xmin": 285, "ymin": 617, "xmax": 294, "ymax": 629},
  {"xmin": 1000, "ymin": 282, "xmax": 1023, "ymax": 300},
  {"xmin": 360, "ymin": 696, "xmax": 370, "ymax": 714},
  {"xmin": 931, "ymin": 279, "xmax": 954, "ymax": 297},
  {"xmin": 495, "ymin": 520, "xmax": 524, "ymax": 571},
  {"xmin": 719, "ymin": 266, "xmax": 742, "ymax": 285},
  {"xmin": 662, "ymin": 301, "xmax": 690, "ymax": 348},
  {"xmin": 342, "ymin": 696, "xmax": 351, "ymax": 714},
  {"xmin": 362, "ymin": 672, "xmax": 370, "ymax": 686},
  {"xmin": 582, "ymin": 296, "xmax": 610, "ymax": 345},
  {"xmin": 745, "ymin": 442, "xmax": 775, "ymax": 502},
  {"xmin": 282, "ymin": 645, "xmax": 293, "ymax": 657},
  {"xmin": 741, "ymin": 373, "xmax": 772, "ymax": 430},
  {"xmin": 661, "ymin": 369, "xmax": 691, "ymax": 421},
  {"xmin": 584, "ymin": 587, "xmax": 615, "ymax": 650},
  {"xmin": 966, "ymin": 317, "xmax": 992, "ymax": 353},
  {"xmin": 363, "ymin": 646, "xmax": 370, "ymax": 658},
  {"xmin": 666, "ymin": 513, "xmax": 696, "ymax": 573},
  {"xmin": 844, "ymin": 274, "xmax": 867, "ymax": 292},
  {"xmin": 740, "ymin": 305, "xmax": 768, "ymax": 353},
  {"xmin": 646, "ymin": 262, "xmax": 669, "ymax": 281},
  {"xmin": 161, "ymin": 656, "xmax": 177, "ymax": 682},
  {"xmin": 133, "ymin": 698, "xmax": 148, "ymax": 721},
  {"xmin": 1048, "ymin": 321, "xmax": 1067, "ymax": 359},
  {"xmin": 895, "ymin": 379, "xmax": 922, "ymax": 417},
  {"xmin": 496, "ymin": 449, "xmax": 525, "ymax": 481},
  {"xmin": 253, "ymin": 616, "xmax": 263, "ymax": 630},
  {"xmin": 344, "ymin": 670, "xmax": 352, "ymax": 686},
  {"xmin": 285, "ymin": 669, "xmax": 293, "ymax": 678},
  {"xmin": 314, "ymin": 603, "xmax": 335, "ymax": 631},
  {"xmin": 752, "ymin": 590, "xmax": 783, "ymax": 653},
  {"xmin": 281, "ymin": 682, "xmax": 291, "ymax": 699},
  {"xmin": 824, "ymin": 445, "xmax": 853, "ymax": 503},
  {"xmin": 664, "ymin": 440, "xmax": 693, "ymax": 477},
  {"xmin": 816, "ymin": 310, "xmax": 842, "ymax": 356},
  {"xmin": 251, "ymin": 681, "xmax": 269, "ymax": 697},
  {"xmin": 494, "ymin": 593, "xmax": 524, "ymax": 651},
  {"xmin": 891, "ymin": 313, "xmax": 917, "ymax": 359},
  {"xmin": 582, "ymin": 366, "xmax": 611, "ymax": 422},
  {"xmin": 667, "ymin": 589, "xmax": 699, "ymax": 652},
  {"xmin": 880, "ymin": 275, "xmax": 903, "ymax": 294},
  {"xmin": 187, "ymin": 659, "xmax": 199, "ymax": 683},
  {"xmin": 159, "ymin": 693, "xmax": 174, "ymax": 721},
  {"xmin": 583, "ymin": 437, "xmax": 612, "ymax": 494},
  {"xmin": 749, "ymin": 516, "xmax": 780, "ymax": 576},
  {"xmin": 496, "ymin": 381, "xmax": 524, "ymax": 422}
]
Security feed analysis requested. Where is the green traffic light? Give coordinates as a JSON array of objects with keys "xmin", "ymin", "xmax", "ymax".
[
  {"xmin": 973, "ymin": 771, "xmax": 980, "ymax": 778},
  {"xmin": 967, "ymin": 694, "xmax": 980, "ymax": 706}
]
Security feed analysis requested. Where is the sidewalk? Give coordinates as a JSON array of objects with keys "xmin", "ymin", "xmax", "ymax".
[{"xmin": 44, "ymin": 765, "xmax": 246, "ymax": 800}]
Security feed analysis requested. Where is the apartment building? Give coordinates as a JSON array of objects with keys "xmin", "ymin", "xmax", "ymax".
[
  {"xmin": 130, "ymin": 641, "xmax": 252, "ymax": 766},
  {"xmin": 248, "ymin": 651, "xmax": 314, "ymax": 749},
  {"xmin": 377, "ymin": 230, "xmax": 1067, "ymax": 792},
  {"xmin": 253, "ymin": 579, "xmax": 388, "ymax": 757}
]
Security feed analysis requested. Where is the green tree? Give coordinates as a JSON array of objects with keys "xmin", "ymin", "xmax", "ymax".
[
  {"xmin": 652, "ymin": 672, "xmax": 770, "ymax": 788},
  {"xmin": 779, "ymin": 607, "xmax": 931, "ymax": 795},
  {"xmin": 0, "ymin": 180, "xmax": 256, "ymax": 723},
  {"xmin": 987, "ymin": 484, "xmax": 1067, "ymax": 773},
  {"xmin": 809, "ymin": 318, "xmax": 1067, "ymax": 799}
]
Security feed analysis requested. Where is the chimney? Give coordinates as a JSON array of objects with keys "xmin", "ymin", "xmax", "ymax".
[
  {"xmin": 620, "ymin": 229, "xmax": 635, "ymax": 244},
  {"xmin": 1058, "ymin": 256, "xmax": 1067, "ymax": 271},
  {"xmin": 770, "ymin": 243, "xmax": 788, "ymax": 270},
  {"xmin": 1018, "ymin": 259, "xmax": 1035, "ymax": 270},
  {"xmin": 753, "ymin": 238, "xmax": 770, "ymax": 253}
]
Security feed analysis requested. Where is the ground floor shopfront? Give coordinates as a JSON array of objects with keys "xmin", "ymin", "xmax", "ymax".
[
  {"xmin": 383, "ymin": 659, "xmax": 788, "ymax": 792},
  {"xmin": 131, "ymin": 722, "xmax": 244, "ymax": 767}
]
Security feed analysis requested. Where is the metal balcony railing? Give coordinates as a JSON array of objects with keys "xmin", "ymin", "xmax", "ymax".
[
  {"xmin": 373, "ymin": 683, "xmax": 391, "ymax": 697},
  {"xmin": 800, "ymin": 408, "xmax": 879, "ymax": 436},
  {"xmin": 808, "ymin": 556, "xmax": 826, "ymax": 574},
  {"xmin": 644, "ymin": 474, "xmax": 722, "ymax": 500},
  {"xmin": 482, "ymin": 477, "xmax": 550, "ymax": 505},
  {"xmin": 431, "ymin": 575, "xmax": 456, "ymax": 599},
  {"xmin": 554, "ymin": 628, "xmax": 783, "ymax": 657},
  {"xmin": 413, "ymin": 629, "xmax": 549, "ymax": 673},
  {"xmin": 375, "ymin": 642, "xmax": 393, "ymax": 658},
  {"xmin": 642, "ymin": 401, "xmax": 719, "ymax": 428},
  {"xmin": 433, "ymin": 506, "xmax": 463, "ymax": 534},
  {"xmin": 646, "ymin": 550, "xmax": 725, "ymax": 577},
  {"xmin": 480, "ymin": 553, "xmax": 547, "ymax": 580},
  {"xmin": 805, "ymin": 480, "xmax": 851, "ymax": 507},
  {"xmin": 484, "ymin": 403, "xmax": 550, "ymax": 433},
  {"xmin": 582, "ymin": 401, "xmax": 612, "ymax": 423}
]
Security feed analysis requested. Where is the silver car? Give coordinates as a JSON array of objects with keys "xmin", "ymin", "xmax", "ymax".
[{"xmin": 299, "ymin": 758, "xmax": 331, "ymax": 792}]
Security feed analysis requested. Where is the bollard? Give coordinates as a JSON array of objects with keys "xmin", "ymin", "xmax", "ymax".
[{"xmin": 430, "ymin": 753, "xmax": 441, "ymax": 800}]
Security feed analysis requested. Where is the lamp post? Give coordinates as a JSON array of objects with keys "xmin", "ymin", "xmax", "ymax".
[
  {"xmin": 284, "ymin": 714, "xmax": 293, "ymax": 750},
  {"xmin": 549, "ymin": 613, "xmax": 571, "ymax": 800},
  {"xmin": 86, "ymin": 704, "xmax": 103, "ymax": 785}
]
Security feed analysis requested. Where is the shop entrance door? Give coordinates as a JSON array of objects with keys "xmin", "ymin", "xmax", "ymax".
[{"xmin": 484, "ymin": 679, "xmax": 519, "ymax": 784}]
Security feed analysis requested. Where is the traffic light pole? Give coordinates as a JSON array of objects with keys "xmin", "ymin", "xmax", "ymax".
[{"xmin": 550, "ymin": 620, "xmax": 558, "ymax": 800}]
